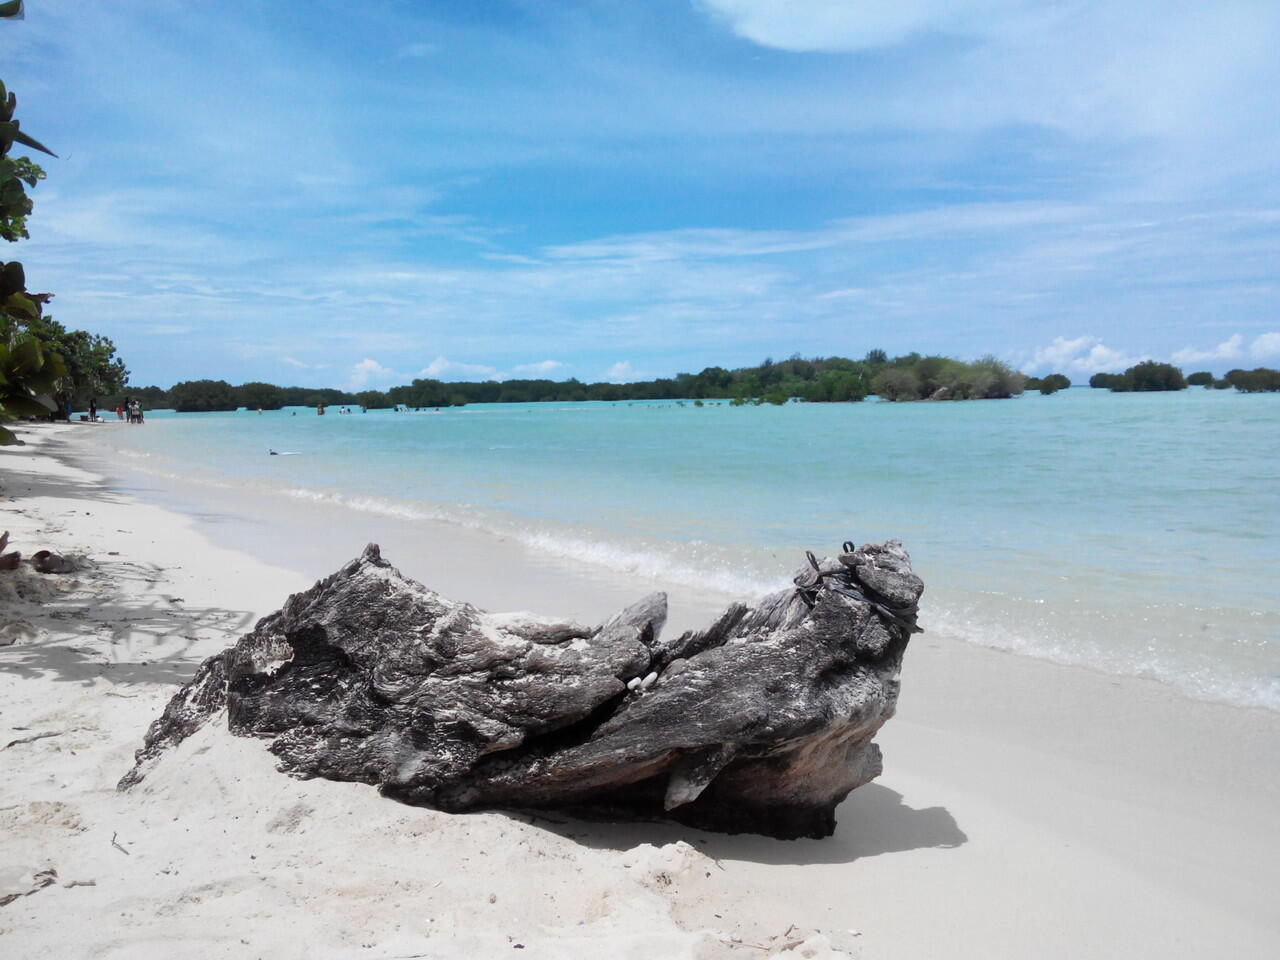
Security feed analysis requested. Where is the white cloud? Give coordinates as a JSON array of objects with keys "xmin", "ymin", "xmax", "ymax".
[
  {"xmin": 281, "ymin": 356, "xmax": 329, "ymax": 370},
  {"xmin": 544, "ymin": 203, "xmax": 1084, "ymax": 263},
  {"xmin": 697, "ymin": 0, "xmax": 1024, "ymax": 53},
  {"xmin": 1250, "ymin": 332, "xmax": 1280, "ymax": 360},
  {"xmin": 510, "ymin": 360, "xmax": 565, "ymax": 376},
  {"xmin": 1171, "ymin": 334, "xmax": 1245, "ymax": 366},
  {"xmin": 418, "ymin": 356, "xmax": 501, "ymax": 381},
  {"xmin": 1027, "ymin": 337, "xmax": 1141, "ymax": 376},
  {"xmin": 604, "ymin": 360, "xmax": 642, "ymax": 382},
  {"xmin": 697, "ymin": 0, "xmax": 1280, "ymax": 164},
  {"xmin": 1029, "ymin": 332, "xmax": 1280, "ymax": 376},
  {"xmin": 346, "ymin": 358, "xmax": 396, "ymax": 390}
]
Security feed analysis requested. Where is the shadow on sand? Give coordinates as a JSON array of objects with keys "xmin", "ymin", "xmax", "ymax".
[
  {"xmin": 0, "ymin": 462, "xmax": 127, "ymax": 508},
  {"xmin": 0, "ymin": 557, "xmax": 259, "ymax": 689},
  {"xmin": 510, "ymin": 783, "xmax": 967, "ymax": 866}
]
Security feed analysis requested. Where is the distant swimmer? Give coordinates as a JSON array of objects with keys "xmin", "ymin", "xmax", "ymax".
[{"xmin": 269, "ymin": 449, "xmax": 279, "ymax": 455}]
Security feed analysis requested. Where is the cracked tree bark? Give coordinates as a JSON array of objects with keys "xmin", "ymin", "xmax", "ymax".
[{"xmin": 121, "ymin": 540, "xmax": 922, "ymax": 839}]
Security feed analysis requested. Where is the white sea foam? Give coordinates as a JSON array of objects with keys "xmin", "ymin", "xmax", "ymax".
[
  {"xmin": 925, "ymin": 606, "xmax": 1280, "ymax": 712},
  {"xmin": 104, "ymin": 452, "xmax": 785, "ymax": 600},
  {"xmin": 279, "ymin": 485, "xmax": 785, "ymax": 598}
]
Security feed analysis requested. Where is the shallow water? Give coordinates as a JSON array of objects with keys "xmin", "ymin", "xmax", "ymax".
[{"xmin": 95, "ymin": 388, "xmax": 1280, "ymax": 709}]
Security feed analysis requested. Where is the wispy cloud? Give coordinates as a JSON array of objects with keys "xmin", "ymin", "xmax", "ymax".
[
  {"xmin": 603, "ymin": 360, "xmax": 645, "ymax": 383},
  {"xmin": 511, "ymin": 360, "xmax": 565, "ymax": 376},
  {"xmin": 9, "ymin": 1, "xmax": 1279, "ymax": 388},
  {"xmin": 1027, "ymin": 337, "xmax": 1141, "ymax": 376},
  {"xmin": 346, "ymin": 358, "xmax": 398, "ymax": 391},
  {"xmin": 697, "ymin": 0, "xmax": 1032, "ymax": 53},
  {"xmin": 1171, "ymin": 335, "xmax": 1246, "ymax": 366},
  {"xmin": 1249, "ymin": 332, "xmax": 1280, "ymax": 360},
  {"xmin": 1027, "ymin": 330, "xmax": 1280, "ymax": 376},
  {"xmin": 282, "ymin": 356, "xmax": 329, "ymax": 371},
  {"xmin": 418, "ymin": 356, "xmax": 501, "ymax": 381}
]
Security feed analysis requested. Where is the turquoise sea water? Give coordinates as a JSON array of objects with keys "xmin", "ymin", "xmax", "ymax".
[{"xmin": 94, "ymin": 389, "xmax": 1279, "ymax": 709}]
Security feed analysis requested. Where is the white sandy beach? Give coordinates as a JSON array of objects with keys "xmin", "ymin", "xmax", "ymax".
[{"xmin": 3, "ymin": 421, "xmax": 1279, "ymax": 959}]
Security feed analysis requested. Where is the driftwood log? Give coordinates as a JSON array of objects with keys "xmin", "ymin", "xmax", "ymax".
[{"xmin": 121, "ymin": 541, "xmax": 922, "ymax": 839}]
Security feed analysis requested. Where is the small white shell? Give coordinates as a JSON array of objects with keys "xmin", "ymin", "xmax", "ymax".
[
  {"xmin": 640, "ymin": 671, "xmax": 658, "ymax": 689},
  {"xmin": 626, "ymin": 677, "xmax": 642, "ymax": 691}
]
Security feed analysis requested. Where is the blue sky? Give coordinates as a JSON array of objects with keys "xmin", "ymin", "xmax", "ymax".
[{"xmin": 4, "ymin": 0, "xmax": 1279, "ymax": 387}]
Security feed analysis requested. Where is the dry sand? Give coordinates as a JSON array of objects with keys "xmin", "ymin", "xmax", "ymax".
[{"xmin": 3, "ymin": 422, "xmax": 1278, "ymax": 959}]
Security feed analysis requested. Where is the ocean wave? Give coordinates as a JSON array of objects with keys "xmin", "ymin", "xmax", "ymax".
[
  {"xmin": 925, "ymin": 606, "xmax": 1280, "ymax": 712},
  {"xmin": 101, "ymin": 450, "xmax": 786, "ymax": 599},
  {"xmin": 97, "ymin": 444, "xmax": 1279, "ymax": 713},
  {"xmin": 280, "ymin": 485, "xmax": 787, "ymax": 598}
]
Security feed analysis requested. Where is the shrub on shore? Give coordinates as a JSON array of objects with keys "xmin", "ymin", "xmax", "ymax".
[
  {"xmin": 1186, "ymin": 371, "xmax": 1213, "ymax": 386},
  {"xmin": 129, "ymin": 349, "xmax": 1035, "ymax": 410},
  {"xmin": 1035, "ymin": 373, "xmax": 1071, "ymax": 395},
  {"xmin": 870, "ymin": 355, "xmax": 1025, "ymax": 402},
  {"xmin": 1089, "ymin": 362, "xmax": 1187, "ymax": 392},
  {"xmin": 870, "ymin": 367, "xmax": 922, "ymax": 401},
  {"xmin": 1223, "ymin": 367, "xmax": 1280, "ymax": 393}
]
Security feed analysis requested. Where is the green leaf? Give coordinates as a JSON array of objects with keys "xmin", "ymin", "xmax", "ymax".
[
  {"xmin": 45, "ymin": 350, "xmax": 67, "ymax": 379},
  {"xmin": 0, "ymin": 260, "xmax": 25, "ymax": 297},
  {"xmin": 0, "ymin": 393, "xmax": 50, "ymax": 417},
  {"xmin": 11, "ymin": 128, "xmax": 56, "ymax": 158},
  {"xmin": 0, "ymin": 424, "xmax": 24, "ymax": 445},
  {"xmin": 22, "ymin": 369, "xmax": 58, "ymax": 394},
  {"xmin": 3, "ymin": 291, "xmax": 39, "ymax": 319},
  {"xmin": 9, "ymin": 337, "xmax": 42, "ymax": 376}
]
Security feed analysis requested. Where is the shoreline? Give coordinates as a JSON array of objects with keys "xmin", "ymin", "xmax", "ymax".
[
  {"xmin": 3, "ymin": 423, "xmax": 1279, "ymax": 958},
  {"xmin": 82, "ymin": 396, "xmax": 1280, "ymax": 714}
]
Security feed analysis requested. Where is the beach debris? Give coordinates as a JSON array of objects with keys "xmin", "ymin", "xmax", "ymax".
[
  {"xmin": 0, "ymin": 532, "xmax": 18, "ymax": 569},
  {"xmin": 0, "ymin": 533, "xmax": 81, "ymax": 575},
  {"xmin": 29, "ymin": 549, "xmax": 77, "ymax": 574},
  {"xmin": 3, "ymin": 730, "xmax": 61, "ymax": 749},
  {"xmin": 120, "ymin": 540, "xmax": 923, "ymax": 839},
  {"xmin": 110, "ymin": 831, "xmax": 130, "ymax": 855},
  {"xmin": 0, "ymin": 868, "xmax": 58, "ymax": 908}
]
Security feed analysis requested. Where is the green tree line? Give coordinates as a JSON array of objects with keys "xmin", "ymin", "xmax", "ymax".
[
  {"xmin": 127, "ymin": 352, "xmax": 1044, "ymax": 412},
  {"xmin": 1089, "ymin": 361, "xmax": 1280, "ymax": 393},
  {"xmin": 1, "ymin": 22, "xmax": 129, "ymax": 443},
  {"xmin": 138, "ymin": 356, "xmax": 1280, "ymax": 413}
]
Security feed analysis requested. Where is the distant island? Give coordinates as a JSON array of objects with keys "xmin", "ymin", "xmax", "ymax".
[
  {"xmin": 1090, "ymin": 362, "xmax": 1280, "ymax": 393},
  {"xmin": 126, "ymin": 352, "xmax": 1043, "ymax": 412},
  {"xmin": 113, "ymin": 353, "xmax": 1278, "ymax": 414},
  {"xmin": 108, "ymin": 353, "xmax": 1280, "ymax": 414}
]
